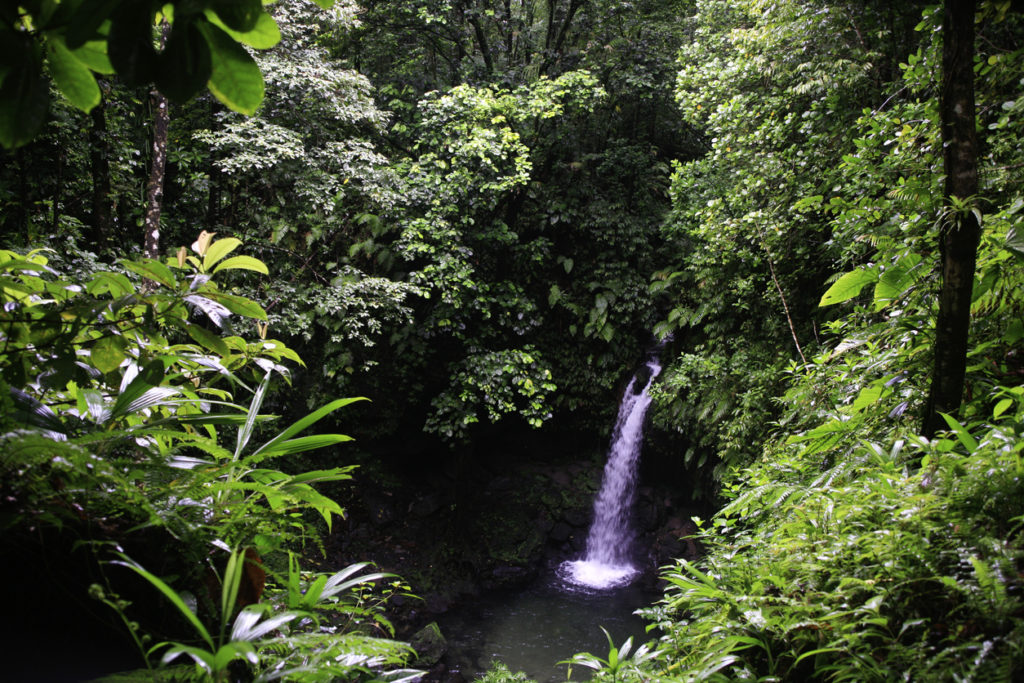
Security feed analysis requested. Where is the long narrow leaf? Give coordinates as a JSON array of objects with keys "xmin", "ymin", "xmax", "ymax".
[
  {"xmin": 236, "ymin": 370, "xmax": 272, "ymax": 459},
  {"xmin": 251, "ymin": 434, "xmax": 354, "ymax": 459},
  {"xmin": 248, "ymin": 397, "xmax": 367, "ymax": 461},
  {"xmin": 231, "ymin": 607, "xmax": 297, "ymax": 642},
  {"xmin": 221, "ymin": 548, "xmax": 245, "ymax": 637},
  {"xmin": 112, "ymin": 556, "xmax": 214, "ymax": 649},
  {"xmin": 9, "ymin": 387, "xmax": 67, "ymax": 439}
]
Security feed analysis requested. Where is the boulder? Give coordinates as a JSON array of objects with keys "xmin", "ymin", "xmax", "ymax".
[{"xmin": 411, "ymin": 622, "xmax": 448, "ymax": 668}]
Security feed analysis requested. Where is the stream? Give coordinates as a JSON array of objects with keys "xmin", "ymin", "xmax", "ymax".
[{"xmin": 439, "ymin": 575, "xmax": 657, "ymax": 682}]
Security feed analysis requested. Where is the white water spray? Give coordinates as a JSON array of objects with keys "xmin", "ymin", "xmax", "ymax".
[{"xmin": 560, "ymin": 355, "xmax": 663, "ymax": 590}]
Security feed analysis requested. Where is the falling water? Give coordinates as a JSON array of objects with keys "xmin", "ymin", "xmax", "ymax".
[{"xmin": 560, "ymin": 354, "xmax": 663, "ymax": 590}]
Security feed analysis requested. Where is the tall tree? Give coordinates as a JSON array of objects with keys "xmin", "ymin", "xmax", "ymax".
[{"xmin": 922, "ymin": 0, "xmax": 981, "ymax": 437}]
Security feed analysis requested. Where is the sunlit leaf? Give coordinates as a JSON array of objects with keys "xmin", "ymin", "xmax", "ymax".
[
  {"xmin": 819, "ymin": 268, "xmax": 877, "ymax": 307},
  {"xmin": 197, "ymin": 22, "xmax": 264, "ymax": 115},
  {"xmin": 46, "ymin": 35, "xmax": 101, "ymax": 111},
  {"xmin": 91, "ymin": 335, "xmax": 127, "ymax": 374},
  {"xmin": 212, "ymin": 255, "xmax": 269, "ymax": 275}
]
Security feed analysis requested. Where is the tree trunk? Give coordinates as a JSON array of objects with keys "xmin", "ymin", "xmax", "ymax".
[
  {"xmin": 89, "ymin": 92, "xmax": 112, "ymax": 247},
  {"xmin": 922, "ymin": 0, "xmax": 980, "ymax": 438},
  {"xmin": 143, "ymin": 23, "xmax": 171, "ymax": 262}
]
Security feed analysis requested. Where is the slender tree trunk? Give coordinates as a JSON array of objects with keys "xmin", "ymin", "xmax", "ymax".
[
  {"xmin": 470, "ymin": 15, "xmax": 494, "ymax": 74},
  {"xmin": 143, "ymin": 90, "xmax": 169, "ymax": 260},
  {"xmin": 17, "ymin": 148, "xmax": 29, "ymax": 243},
  {"xmin": 922, "ymin": 0, "xmax": 980, "ymax": 438},
  {"xmin": 206, "ymin": 101, "xmax": 221, "ymax": 229},
  {"xmin": 89, "ymin": 93, "xmax": 112, "ymax": 247},
  {"xmin": 51, "ymin": 148, "xmax": 63, "ymax": 234},
  {"xmin": 143, "ymin": 23, "xmax": 171, "ymax": 261}
]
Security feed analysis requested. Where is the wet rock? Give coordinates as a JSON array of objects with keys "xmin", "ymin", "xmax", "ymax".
[
  {"xmin": 550, "ymin": 470, "xmax": 572, "ymax": 487},
  {"xmin": 363, "ymin": 493, "xmax": 396, "ymax": 526},
  {"xmin": 549, "ymin": 522, "xmax": 572, "ymax": 542},
  {"xmin": 410, "ymin": 493, "xmax": 442, "ymax": 518},
  {"xmin": 564, "ymin": 509, "xmax": 589, "ymax": 527},
  {"xmin": 487, "ymin": 476, "xmax": 514, "ymax": 492},
  {"xmin": 487, "ymin": 563, "xmax": 536, "ymax": 588},
  {"xmin": 411, "ymin": 622, "xmax": 448, "ymax": 667}
]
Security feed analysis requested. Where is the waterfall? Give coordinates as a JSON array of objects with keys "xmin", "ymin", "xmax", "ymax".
[{"xmin": 560, "ymin": 354, "xmax": 663, "ymax": 590}]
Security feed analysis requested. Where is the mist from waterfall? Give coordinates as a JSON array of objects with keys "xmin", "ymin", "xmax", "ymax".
[{"xmin": 560, "ymin": 354, "xmax": 663, "ymax": 590}]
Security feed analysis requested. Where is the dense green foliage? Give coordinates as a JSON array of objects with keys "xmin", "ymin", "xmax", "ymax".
[
  {"xmin": 2, "ymin": 0, "xmax": 1024, "ymax": 680},
  {"xmin": 1, "ymin": 236, "xmax": 415, "ymax": 679}
]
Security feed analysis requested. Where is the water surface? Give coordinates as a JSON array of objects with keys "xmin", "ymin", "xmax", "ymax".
[{"xmin": 440, "ymin": 575, "xmax": 657, "ymax": 682}]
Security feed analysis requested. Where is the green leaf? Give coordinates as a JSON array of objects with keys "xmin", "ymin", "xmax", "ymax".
[
  {"xmin": 0, "ymin": 45, "xmax": 49, "ymax": 149},
  {"xmin": 819, "ymin": 268, "xmax": 877, "ymax": 307},
  {"xmin": 307, "ymin": 0, "xmax": 336, "ymax": 8},
  {"xmin": 285, "ymin": 467, "xmax": 356, "ymax": 486},
  {"xmin": 236, "ymin": 370, "xmax": 271, "ymax": 459},
  {"xmin": 110, "ymin": 360, "xmax": 179, "ymax": 420},
  {"xmin": 196, "ymin": 21, "xmax": 264, "ymax": 115},
  {"xmin": 221, "ymin": 548, "xmax": 245, "ymax": 635},
  {"xmin": 107, "ymin": 3, "xmax": 158, "ymax": 87},
  {"xmin": 248, "ymin": 397, "xmax": 367, "ymax": 461},
  {"xmin": 204, "ymin": 10, "xmax": 281, "ymax": 49},
  {"xmin": 203, "ymin": 237, "xmax": 242, "ymax": 271},
  {"xmin": 185, "ymin": 322, "xmax": 230, "ymax": 357},
  {"xmin": 993, "ymin": 398, "xmax": 1012, "ymax": 418},
  {"xmin": 210, "ymin": 0, "xmax": 264, "ymax": 32},
  {"xmin": 46, "ymin": 35, "xmax": 101, "ymax": 111},
  {"xmin": 212, "ymin": 255, "xmax": 269, "ymax": 275},
  {"xmin": 1006, "ymin": 226, "xmax": 1024, "ymax": 262},
  {"xmin": 157, "ymin": 18, "xmax": 212, "ymax": 103},
  {"xmin": 939, "ymin": 412, "xmax": 978, "ymax": 452},
  {"xmin": 70, "ymin": 41, "xmax": 115, "ymax": 74},
  {"xmin": 873, "ymin": 254, "xmax": 922, "ymax": 310},
  {"xmin": 201, "ymin": 291, "xmax": 268, "ymax": 320},
  {"xmin": 112, "ymin": 555, "xmax": 214, "ymax": 650},
  {"xmin": 122, "ymin": 258, "xmax": 178, "ymax": 289},
  {"xmin": 254, "ymin": 434, "xmax": 354, "ymax": 458},
  {"xmin": 91, "ymin": 335, "xmax": 127, "ymax": 373},
  {"xmin": 88, "ymin": 272, "xmax": 135, "ymax": 297},
  {"xmin": 65, "ymin": 0, "xmax": 122, "ymax": 49}
]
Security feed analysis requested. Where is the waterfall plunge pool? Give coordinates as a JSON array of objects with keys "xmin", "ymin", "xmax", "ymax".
[
  {"xmin": 439, "ymin": 349, "xmax": 667, "ymax": 681},
  {"xmin": 438, "ymin": 574, "xmax": 658, "ymax": 682}
]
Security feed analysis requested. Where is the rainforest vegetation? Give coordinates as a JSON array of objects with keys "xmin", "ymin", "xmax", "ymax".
[{"xmin": 1, "ymin": 0, "xmax": 1023, "ymax": 680}]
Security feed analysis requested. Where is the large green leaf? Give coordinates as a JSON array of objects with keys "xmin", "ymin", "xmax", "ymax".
[
  {"xmin": 200, "ymin": 291, "xmax": 268, "ymax": 320},
  {"xmin": 185, "ymin": 322, "xmax": 230, "ymax": 357},
  {"xmin": 819, "ymin": 268, "xmax": 877, "ymax": 307},
  {"xmin": 248, "ymin": 397, "xmax": 367, "ymax": 461},
  {"xmin": 202, "ymin": 238, "xmax": 242, "ymax": 271},
  {"xmin": 196, "ymin": 22, "xmax": 263, "ymax": 115},
  {"xmin": 71, "ymin": 41, "xmax": 115, "ymax": 74},
  {"xmin": 0, "ymin": 45, "xmax": 48, "ymax": 149},
  {"xmin": 112, "ymin": 555, "xmax": 214, "ymax": 650},
  {"xmin": 210, "ymin": 0, "xmax": 264, "ymax": 33},
  {"xmin": 46, "ymin": 35, "xmax": 101, "ymax": 111},
  {"xmin": 91, "ymin": 335, "xmax": 128, "ymax": 373},
  {"xmin": 110, "ymin": 360, "xmax": 179, "ymax": 421},
  {"xmin": 212, "ymin": 255, "xmax": 268, "ymax": 275},
  {"xmin": 65, "ymin": 0, "xmax": 122, "ymax": 49},
  {"xmin": 122, "ymin": 258, "xmax": 178, "ymax": 289},
  {"xmin": 873, "ymin": 254, "xmax": 922, "ymax": 310},
  {"xmin": 107, "ymin": 3, "xmax": 158, "ymax": 87},
  {"xmin": 204, "ymin": 10, "xmax": 281, "ymax": 49},
  {"xmin": 157, "ymin": 18, "xmax": 212, "ymax": 103},
  {"xmin": 254, "ymin": 434, "xmax": 355, "ymax": 458}
]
